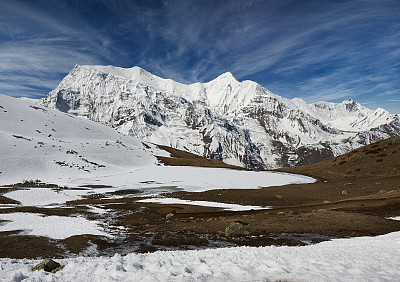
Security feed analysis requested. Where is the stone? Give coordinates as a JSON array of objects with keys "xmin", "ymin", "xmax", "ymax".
[
  {"xmin": 341, "ymin": 190, "xmax": 348, "ymax": 195},
  {"xmin": 32, "ymin": 259, "xmax": 63, "ymax": 273},
  {"xmin": 224, "ymin": 222, "xmax": 243, "ymax": 237},
  {"xmin": 165, "ymin": 213, "xmax": 174, "ymax": 220}
]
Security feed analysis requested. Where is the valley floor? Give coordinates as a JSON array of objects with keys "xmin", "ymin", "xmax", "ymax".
[
  {"xmin": 1, "ymin": 138, "xmax": 400, "ymax": 281},
  {"xmin": 1, "ymin": 168, "xmax": 400, "ymax": 281}
]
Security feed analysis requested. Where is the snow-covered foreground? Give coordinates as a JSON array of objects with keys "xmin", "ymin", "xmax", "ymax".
[{"xmin": 1, "ymin": 231, "xmax": 399, "ymax": 282}]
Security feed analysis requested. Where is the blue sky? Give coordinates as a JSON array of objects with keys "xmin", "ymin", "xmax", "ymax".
[{"xmin": 0, "ymin": 0, "xmax": 399, "ymax": 113}]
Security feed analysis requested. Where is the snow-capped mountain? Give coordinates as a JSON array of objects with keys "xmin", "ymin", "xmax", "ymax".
[
  {"xmin": 0, "ymin": 94, "xmax": 161, "ymax": 185},
  {"xmin": 41, "ymin": 65, "xmax": 400, "ymax": 169}
]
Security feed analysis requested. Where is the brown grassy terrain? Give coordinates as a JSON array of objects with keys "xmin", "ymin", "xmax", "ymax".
[
  {"xmin": 155, "ymin": 144, "xmax": 248, "ymax": 170},
  {"xmin": 159, "ymin": 137, "xmax": 400, "ymax": 240},
  {"xmin": 168, "ymin": 137, "xmax": 400, "ymax": 208}
]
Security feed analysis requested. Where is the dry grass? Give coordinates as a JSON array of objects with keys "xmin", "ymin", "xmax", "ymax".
[
  {"xmin": 277, "ymin": 137, "xmax": 400, "ymax": 180},
  {"xmin": 155, "ymin": 144, "xmax": 248, "ymax": 170}
]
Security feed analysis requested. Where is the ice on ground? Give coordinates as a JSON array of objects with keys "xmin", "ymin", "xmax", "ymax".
[
  {"xmin": 0, "ymin": 213, "xmax": 109, "ymax": 239},
  {"xmin": 387, "ymin": 216, "xmax": 400, "ymax": 221},
  {"xmin": 73, "ymin": 166, "xmax": 315, "ymax": 193},
  {"xmin": 138, "ymin": 197, "xmax": 269, "ymax": 211},
  {"xmin": 1, "ymin": 231, "xmax": 399, "ymax": 282}
]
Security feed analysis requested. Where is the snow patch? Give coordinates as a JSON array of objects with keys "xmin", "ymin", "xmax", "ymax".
[
  {"xmin": 137, "ymin": 197, "xmax": 269, "ymax": 211},
  {"xmin": 4, "ymin": 188, "xmax": 87, "ymax": 207},
  {"xmin": 0, "ymin": 213, "xmax": 109, "ymax": 239}
]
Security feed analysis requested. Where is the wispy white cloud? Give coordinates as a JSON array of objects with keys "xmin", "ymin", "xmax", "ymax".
[
  {"xmin": 136, "ymin": 0, "xmax": 400, "ymax": 113},
  {"xmin": 0, "ymin": 0, "xmax": 398, "ymax": 113},
  {"xmin": 0, "ymin": 37, "xmax": 103, "ymax": 97},
  {"xmin": 0, "ymin": 0, "xmax": 122, "ymax": 97}
]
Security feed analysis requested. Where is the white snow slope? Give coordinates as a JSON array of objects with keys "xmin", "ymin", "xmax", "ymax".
[
  {"xmin": 41, "ymin": 64, "xmax": 400, "ymax": 169},
  {"xmin": 1, "ymin": 231, "xmax": 399, "ymax": 282},
  {"xmin": 0, "ymin": 94, "xmax": 158, "ymax": 185}
]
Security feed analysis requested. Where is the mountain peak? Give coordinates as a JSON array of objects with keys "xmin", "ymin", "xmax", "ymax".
[
  {"xmin": 212, "ymin": 71, "xmax": 237, "ymax": 82},
  {"xmin": 76, "ymin": 65, "xmax": 157, "ymax": 82},
  {"xmin": 343, "ymin": 97, "xmax": 355, "ymax": 104},
  {"xmin": 221, "ymin": 71, "xmax": 234, "ymax": 78}
]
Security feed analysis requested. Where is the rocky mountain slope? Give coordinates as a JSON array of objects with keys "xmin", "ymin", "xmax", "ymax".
[{"xmin": 41, "ymin": 65, "xmax": 400, "ymax": 169}]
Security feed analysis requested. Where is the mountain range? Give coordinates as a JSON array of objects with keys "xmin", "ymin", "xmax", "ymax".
[{"xmin": 40, "ymin": 65, "xmax": 400, "ymax": 169}]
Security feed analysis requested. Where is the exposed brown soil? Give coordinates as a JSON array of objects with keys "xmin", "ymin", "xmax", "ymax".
[
  {"xmin": 0, "ymin": 232, "xmax": 65, "ymax": 259},
  {"xmin": 1, "ymin": 137, "xmax": 400, "ymax": 259},
  {"xmin": 155, "ymin": 144, "xmax": 248, "ymax": 170},
  {"xmin": 160, "ymin": 137, "xmax": 400, "ymax": 242},
  {"xmin": 0, "ymin": 195, "xmax": 19, "ymax": 205}
]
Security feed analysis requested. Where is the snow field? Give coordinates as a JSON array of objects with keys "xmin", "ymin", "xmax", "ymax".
[
  {"xmin": 71, "ymin": 166, "xmax": 315, "ymax": 193},
  {"xmin": 1, "ymin": 231, "xmax": 399, "ymax": 281}
]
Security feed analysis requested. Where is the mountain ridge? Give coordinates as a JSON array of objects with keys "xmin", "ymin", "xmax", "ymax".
[{"xmin": 40, "ymin": 65, "xmax": 400, "ymax": 169}]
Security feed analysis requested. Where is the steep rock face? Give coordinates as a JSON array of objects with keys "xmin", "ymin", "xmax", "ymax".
[{"xmin": 42, "ymin": 65, "xmax": 400, "ymax": 169}]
